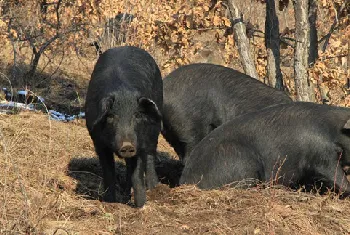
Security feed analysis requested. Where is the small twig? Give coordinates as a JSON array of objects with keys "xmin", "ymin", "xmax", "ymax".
[
  {"xmin": 0, "ymin": 72, "xmax": 14, "ymax": 102},
  {"xmin": 74, "ymin": 48, "xmax": 93, "ymax": 74},
  {"xmin": 39, "ymin": 51, "xmax": 52, "ymax": 73},
  {"xmin": 17, "ymin": 33, "xmax": 46, "ymax": 42},
  {"xmin": 41, "ymin": 44, "xmax": 66, "ymax": 79},
  {"xmin": 324, "ymin": 53, "xmax": 349, "ymax": 60},
  {"xmin": 318, "ymin": 24, "xmax": 340, "ymax": 45},
  {"xmin": 280, "ymin": 36, "xmax": 295, "ymax": 48},
  {"xmin": 319, "ymin": 1, "xmax": 347, "ymax": 52},
  {"xmin": 53, "ymin": 228, "xmax": 69, "ymax": 235},
  {"xmin": 55, "ymin": 0, "xmax": 62, "ymax": 30}
]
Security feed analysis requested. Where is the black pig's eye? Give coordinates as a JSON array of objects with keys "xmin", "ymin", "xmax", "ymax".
[
  {"xmin": 106, "ymin": 114, "xmax": 117, "ymax": 123},
  {"xmin": 107, "ymin": 117, "xmax": 113, "ymax": 123}
]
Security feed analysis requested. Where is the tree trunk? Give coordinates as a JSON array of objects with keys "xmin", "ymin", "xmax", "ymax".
[
  {"xmin": 293, "ymin": 0, "xmax": 315, "ymax": 102},
  {"xmin": 227, "ymin": 0, "xmax": 258, "ymax": 79},
  {"xmin": 25, "ymin": 50, "xmax": 41, "ymax": 85},
  {"xmin": 308, "ymin": 0, "xmax": 318, "ymax": 65},
  {"xmin": 347, "ymin": 43, "xmax": 350, "ymax": 89},
  {"xmin": 25, "ymin": 33, "xmax": 60, "ymax": 85},
  {"xmin": 265, "ymin": 0, "xmax": 284, "ymax": 90}
]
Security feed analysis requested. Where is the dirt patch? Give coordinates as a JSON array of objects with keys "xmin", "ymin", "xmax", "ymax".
[{"xmin": 1, "ymin": 112, "xmax": 350, "ymax": 234}]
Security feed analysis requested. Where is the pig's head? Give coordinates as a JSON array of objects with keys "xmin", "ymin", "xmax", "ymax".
[{"xmin": 91, "ymin": 91, "xmax": 162, "ymax": 158}]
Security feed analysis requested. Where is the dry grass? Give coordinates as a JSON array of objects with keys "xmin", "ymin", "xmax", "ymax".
[
  {"xmin": 0, "ymin": 0, "xmax": 348, "ymax": 233},
  {"xmin": 1, "ymin": 112, "xmax": 350, "ymax": 234}
]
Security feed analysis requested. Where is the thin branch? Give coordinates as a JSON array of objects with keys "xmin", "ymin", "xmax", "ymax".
[
  {"xmin": 35, "ymin": 0, "xmax": 62, "ymax": 55},
  {"xmin": 7, "ymin": 18, "xmax": 19, "ymax": 82},
  {"xmin": 39, "ymin": 51, "xmax": 53, "ymax": 73},
  {"xmin": 14, "ymin": 22, "xmax": 88, "ymax": 42},
  {"xmin": 47, "ymin": 46, "xmax": 66, "ymax": 79},
  {"xmin": 55, "ymin": 0, "xmax": 62, "ymax": 31},
  {"xmin": 319, "ymin": 1, "xmax": 346, "ymax": 52},
  {"xmin": 324, "ymin": 53, "xmax": 349, "ymax": 60},
  {"xmin": 318, "ymin": 23, "xmax": 340, "ymax": 44},
  {"xmin": 74, "ymin": 45, "xmax": 93, "ymax": 74},
  {"xmin": 24, "ymin": 31, "xmax": 38, "ymax": 55},
  {"xmin": 281, "ymin": 36, "xmax": 296, "ymax": 42},
  {"xmin": 17, "ymin": 32, "xmax": 45, "ymax": 42},
  {"xmin": 38, "ymin": 33, "xmax": 60, "ymax": 55},
  {"xmin": 280, "ymin": 36, "xmax": 295, "ymax": 48}
]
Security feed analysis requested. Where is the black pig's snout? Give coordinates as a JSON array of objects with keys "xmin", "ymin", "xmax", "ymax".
[{"xmin": 119, "ymin": 142, "xmax": 136, "ymax": 158}]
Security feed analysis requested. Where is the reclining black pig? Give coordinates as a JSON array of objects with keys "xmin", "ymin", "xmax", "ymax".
[
  {"xmin": 162, "ymin": 63, "xmax": 292, "ymax": 162},
  {"xmin": 85, "ymin": 46, "xmax": 163, "ymax": 207},
  {"xmin": 180, "ymin": 102, "xmax": 350, "ymax": 197}
]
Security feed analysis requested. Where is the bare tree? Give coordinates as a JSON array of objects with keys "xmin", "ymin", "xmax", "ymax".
[
  {"xmin": 25, "ymin": 0, "xmax": 61, "ymax": 84},
  {"xmin": 319, "ymin": 1, "xmax": 347, "ymax": 53},
  {"xmin": 265, "ymin": 0, "xmax": 283, "ymax": 90},
  {"xmin": 293, "ymin": 0, "xmax": 316, "ymax": 102},
  {"xmin": 4, "ymin": 0, "xmax": 88, "ymax": 87},
  {"xmin": 227, "ymin": 0, "xmax": 258, "ymax": 79},
  {"xmin": 308, "ymin": 0, "xmax": 318, "ymax": 65}
]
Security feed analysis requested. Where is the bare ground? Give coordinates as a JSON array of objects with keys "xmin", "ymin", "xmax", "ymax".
[{"xmin": 1, "ymin": 112, "xmax": 350, "ymax": 234}]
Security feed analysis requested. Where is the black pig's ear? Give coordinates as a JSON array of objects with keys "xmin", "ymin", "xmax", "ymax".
[
  {"xmin": 92, "ymin": 95, "xmax": 114, "ymax": 128},
  {"xmin": 344, "ymin": 119, "xmax": 350, "ymax": 129},
  {"xmin": 138, "ymin": 97, "xmax": 162, "ymax": 121}
]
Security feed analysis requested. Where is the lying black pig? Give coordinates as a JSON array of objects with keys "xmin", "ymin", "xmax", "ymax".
[{"xmin": 180, "ymin": 102, "xmax": 350, "ymax": 197}]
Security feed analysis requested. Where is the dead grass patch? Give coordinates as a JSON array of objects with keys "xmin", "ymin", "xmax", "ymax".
[{"xmin": 1, "ymin": 112, "xmax": 350, "ymax": 234}]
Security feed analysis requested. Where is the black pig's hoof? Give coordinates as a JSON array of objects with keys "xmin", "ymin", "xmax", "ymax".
[
  {"xmin": 134, "ymin": 195, "xmax": 146, "ymax": 208},
  {"xmin": 133, "ymin": 188, "xmax": 146, "ymax": 208}
]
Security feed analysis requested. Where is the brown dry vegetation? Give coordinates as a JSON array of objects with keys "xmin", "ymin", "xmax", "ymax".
[
  {"xmin": 0, "ymin": 0, "xmax": 349, "ymax": 234},
  {"xmin": 0, "ymin": 0, "xmax": 348, "ymax": 108},
  {"xmin": 1, "ymin": 113, "xmax": 350, "ymax": 234}
]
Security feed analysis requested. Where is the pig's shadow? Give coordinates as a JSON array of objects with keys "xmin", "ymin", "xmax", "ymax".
[{"xmin": 67, "ymin": 152, "xmax": 183, "ymax": 201}]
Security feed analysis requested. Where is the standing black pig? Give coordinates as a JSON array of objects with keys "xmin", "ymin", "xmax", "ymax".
[
  {"xmin": 85, "ymin": 46, "xmax": 163, "ymax": 207},
  {"xmin": 162, "ymin": 63, "xmax": 292, "ymax": 162},
  {"xmin": 180, "ymin": 102, "xmax": 350, "ymax": 197}
]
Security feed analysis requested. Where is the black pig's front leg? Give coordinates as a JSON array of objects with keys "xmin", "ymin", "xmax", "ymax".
[
  {"xmin": 144, "ymin": 153, "xmax": 159, "ymax": 189},
  {"xmin": 95, "ymin": 144, "xmax": 116, "ymax": 203},
  {"xmin": 128, "ymin": 156, "xmax": 146, "ymax": 207}
]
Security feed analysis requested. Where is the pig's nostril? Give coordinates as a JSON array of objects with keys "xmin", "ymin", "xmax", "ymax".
[
  {"xmin": 119, "ymin": 142, "xmax": 136, "ymax": 157},
  {"xmin": 121, "ymin": 146, "xmax": 133, "ymax": 152}
]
